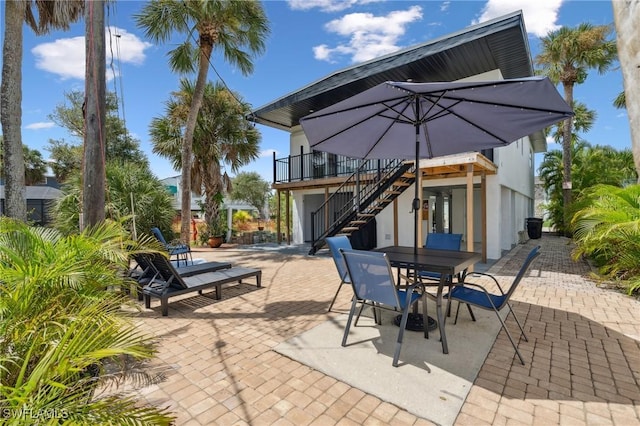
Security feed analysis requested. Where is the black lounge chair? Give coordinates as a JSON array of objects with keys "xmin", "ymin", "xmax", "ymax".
[
  {"xmin": 142, "ymin": 253, "xmax": 261, "ymax": 316},
  {"xmin": 130, "ymin": 253, "xmax": 233, "ymax": 300}
]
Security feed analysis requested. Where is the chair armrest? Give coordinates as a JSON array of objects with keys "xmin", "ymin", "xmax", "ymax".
[{"xmin": 463, "ymin": 271, "xmax": 505, "ymax": 295}]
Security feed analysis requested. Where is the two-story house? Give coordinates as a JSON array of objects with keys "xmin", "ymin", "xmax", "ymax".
[{"xmin": 251, "ymin": 11, "xmax": 546, "ymax": 261}]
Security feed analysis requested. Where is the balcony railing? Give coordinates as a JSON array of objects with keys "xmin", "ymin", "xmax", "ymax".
[
  {"xmin": 273, "ymin": 148, "xmax": 387, "ymax": 184},
  {"xmin": 273, "ymin": 147, "xmax": 495, "ymax": 184}
]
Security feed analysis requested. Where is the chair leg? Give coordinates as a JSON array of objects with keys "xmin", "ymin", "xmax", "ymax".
[
  {"xmin": 393, "ymin": 306, "xmax": 411, "ymax": 367},
  {"xmin": 422, "ymin": 293, "xmax": 429, "ymax": 339},
  {"xmin": 342, "ymin": 298, "xmax": 359, "ymax": 346},
  {"xmin": 505, "ymin": 303, "xmax": 528, "ymax": 342},
  {"xmin": 354, "ymin": 300, "xmax": 368, "ymax": 326},
  {"xmin": 327, "ymin": 281, "xmax": 345, "ymax": 312},
  {"xmin": 493, "ymin": 309, "xmax": 526, "ymax": 365}
]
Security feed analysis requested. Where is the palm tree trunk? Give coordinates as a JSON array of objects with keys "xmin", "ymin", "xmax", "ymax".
[
  {"xmin": 562, "ymin": 82, "xmax": 574, "ymax": 234},
  {"xmin": 83, "ymin": 0, "xmax": 106, "ymax": 228},
  {"xmin": 1, "ymin": 0, "xmax": 27, "ymax": 221},
  {"xmin": 180, "ymin": 45, "xmax": 213, "ymax": 243},
  {"xmin": 612, "ymin": 0, "xmax": 640, "ymax": 182}
]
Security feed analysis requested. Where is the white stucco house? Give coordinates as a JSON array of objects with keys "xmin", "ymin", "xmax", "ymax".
[{"xmin": 251, "ymin": 11, "xmax": 550, "ymax": 261}]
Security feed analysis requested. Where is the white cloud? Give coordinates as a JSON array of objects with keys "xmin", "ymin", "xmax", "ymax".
[
  {"xmin": 473, "ymin": 0, "xmax": 563, "ymax": 37},
  {"xmin": 25, "ymin": 121, "xmax": 55, "ymax": 130},
  {"xmin": 313, "ymin": 6, "xmax": 423, "ymax": 63},
  {"xmin": 440, "ymin": 1, "xmax": 451, "ymax": 12},
  {"xmin": 31, "ymin": 27, "xmax": 151, "ymax": 81},
  {"xmin": 260, "ymin": 148, "xmax": 279, "ymax": 158},
  {"xmin": 287, "ymin": 0, "xmax": 382, "ymax": 13},
  {"xmin": 546, "ymin": 135, "xmax": 557, "ymax": 145}
]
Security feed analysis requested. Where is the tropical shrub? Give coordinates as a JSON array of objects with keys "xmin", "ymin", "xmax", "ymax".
[
  {"xmin": 572, "ymin": 184, "xmax": 640, "ymax": 295},
  {"xmin": 50, "ymin": 161, "xmax": 175, "ymax": 239},
  {"xmin": 0, "ymin": 219, "xmax": 174, "ymax": 424},
  {"xmin": 232, "ymin": 210, "xmax": 253, "ymax": 232},
  {"xmin": 539, "ymin": 143, "xmax": 637, "ymax": 234}
]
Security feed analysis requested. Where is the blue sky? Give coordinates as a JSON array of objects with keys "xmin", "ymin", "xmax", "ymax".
[{"xmin": 4, "ymin": 0, "xmax": 627, "ymax": 184}]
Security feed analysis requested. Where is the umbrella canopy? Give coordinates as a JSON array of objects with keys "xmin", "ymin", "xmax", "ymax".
[
  {"xmin": 300, "ymin": 77, "xmax": 573, "ymax": 160},
  {"xmin": 300, "ymin": 77, "xmax": 573, "ymax": 159},
  {"xmin": 300, "ymin": 77, "xmax": 573, "ymax": 255}
]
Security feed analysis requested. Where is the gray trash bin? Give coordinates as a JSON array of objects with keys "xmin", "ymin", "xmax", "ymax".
[{"xmin": 526, "ymin": 218, "xmax": 543, "ymax": 239}]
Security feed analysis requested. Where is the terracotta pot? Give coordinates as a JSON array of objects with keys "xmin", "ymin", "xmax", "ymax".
[{"xmin": 207, "ymin": 236, "xmax": 223, "ymax": 248}]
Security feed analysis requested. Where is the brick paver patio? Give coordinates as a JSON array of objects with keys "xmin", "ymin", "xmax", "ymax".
[{"xmin": 132, "ymin": 235, "xmax": 640, "ymax": 425}]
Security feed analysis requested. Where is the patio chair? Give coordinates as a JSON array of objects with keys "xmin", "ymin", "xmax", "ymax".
[
  {"xmin": 325, "ymin": 235, "xmax": 353, "ymax": 312},
  {"xmin": 419, "ymin": 233, "xmax": 463, "ymax": 281},
  {"xmin": 341, "ymin": 249, "xmax": 423, "ymax": 367},
  {"xmin": 150, "ymin": 227, "xmax": 192, "ymax": 267},
  {"xmin": 447, "ymin": 245, "xmax": 541, "ymax": 365}
]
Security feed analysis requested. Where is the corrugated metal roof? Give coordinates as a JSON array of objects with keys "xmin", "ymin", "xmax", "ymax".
[
  {"xmin": 0, "ymin": 185, "xmax": 62, "ymax": 200},
  {"xmin": 251, "ymin": 11, "xmax": 533, "ymax": 131}
]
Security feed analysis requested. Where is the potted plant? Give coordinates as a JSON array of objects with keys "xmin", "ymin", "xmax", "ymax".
[{"xmin": 207, "ymin": 216, "xmax": 226, "ymax": 248}]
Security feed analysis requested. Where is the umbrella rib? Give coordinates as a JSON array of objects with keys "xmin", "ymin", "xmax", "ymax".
[{"xmin": 307, "ymin": 97, "xmax": 412, "ymax": 148}]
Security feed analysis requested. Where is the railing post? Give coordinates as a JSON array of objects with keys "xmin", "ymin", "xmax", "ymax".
[
  {"xmin": 356, "ymin": 160, "xmax": 361, "ymax": 213},
  {"xmin": 300, "ymin": 146, "xmax": 305, "ymax": 181},
  {"xmin": 312, "ymin": 211, "xmax": 315, "ymax": 244},
  {"xmin": 273, "ymin": 151, "xmax": 277, "ymax": 184},
  {"xmin": 287, "ymin": 155, "xmax": 292, "ymax": 183}
]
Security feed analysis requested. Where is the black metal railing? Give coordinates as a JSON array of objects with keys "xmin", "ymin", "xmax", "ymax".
[
  {"xmin": 308, "ymin": 159, "xmax": 414, "ymax": 254},
  {"xmin": 273, "ymin": 148, "xmax": 390, "ymax": 183},
  {"xmin": 273, "ymin": 147, "xmax": 493, "ymax": 184}
]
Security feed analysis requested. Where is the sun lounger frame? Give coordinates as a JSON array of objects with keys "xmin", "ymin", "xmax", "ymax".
[{"xmin": 143, "ymin": 262, "xmax": 262, "ymax": 316}]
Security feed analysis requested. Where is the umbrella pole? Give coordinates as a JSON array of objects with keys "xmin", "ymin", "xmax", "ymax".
[{"xmin": 413, "ymin": 100, "xmax": 421, "ymax": 257}]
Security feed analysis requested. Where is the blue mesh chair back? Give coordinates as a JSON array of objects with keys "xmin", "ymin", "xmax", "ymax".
[
  {"xmin": 425, "ymin": 233, "xmax": 462, "ymax": 251},
  {"xmin": 344, "ymin": 251, "xmax": 401, "ymax": 308},
  {"xmin": 325, "ymin": 236, "xmax": 353, "ymax": 312},
  {"xmin": 419, "ymin": 233, "xmax": 463, "ymax": 280}
]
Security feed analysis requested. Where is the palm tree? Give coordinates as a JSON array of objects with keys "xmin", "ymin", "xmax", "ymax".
[
  {"xmin": 535, "ymin": 23, "xmax": 617, "ymax": 231},
  {"xmin": 548, "ymin": 101, "xmax": 596, "ymax": 144},
  {"xmin": 51, "ymin": 161, "xmax": 176, "ymax": 237},
  {"xmin": 539, "ymin": 141, "xmax": 637, "ymax": 234},
  {"xmin": 150, "ymin": 79, "xmax": 260, "ymax": 238},
  {"xmin": 1, "ymin": 0, "xmax": 84, "ymax": 221},
  {"xmin": 612, "ymin": 1, "xmax": 640, "ymax": 182},
  {"xmin": 135, "ymin": 0, "xmax": 269, "ymax": 243}
]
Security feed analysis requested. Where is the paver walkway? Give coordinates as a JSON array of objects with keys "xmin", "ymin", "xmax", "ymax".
[{"xmin": 132, "ymin": 235, "xmax": 640, "ymax": 425}]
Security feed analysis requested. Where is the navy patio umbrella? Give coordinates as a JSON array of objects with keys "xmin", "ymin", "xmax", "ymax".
[{"xmin": 300, "ymin": 77, "xmax": 574, "ymax": 255}]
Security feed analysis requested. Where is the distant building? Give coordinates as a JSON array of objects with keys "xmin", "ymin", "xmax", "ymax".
[{"xmin": 0, "ymin": 185, "xmax": 62, "ymax": 226}]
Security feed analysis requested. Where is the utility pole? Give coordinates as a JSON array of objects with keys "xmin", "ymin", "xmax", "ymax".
[{"xmin": 82, "ymin": 0, "xmax": 106, "ymax": 229}]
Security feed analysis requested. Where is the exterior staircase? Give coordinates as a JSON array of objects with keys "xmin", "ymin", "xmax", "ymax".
[{"xmin": 308, "ymin": 159, "xmax": 416, "ymax": 255}]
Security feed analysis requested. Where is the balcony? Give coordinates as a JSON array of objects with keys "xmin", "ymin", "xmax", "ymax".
[
  {"xmin": 272, "ymin": 149, "xmax": 395, "ymax": 187},
  {"xmin": 272, "ymin": 148, "xmax": 496, "ymax": 188}
]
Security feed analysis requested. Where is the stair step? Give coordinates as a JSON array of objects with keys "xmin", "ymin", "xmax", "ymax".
[
  {"xmin": 350, "ymin": 220, "xmax": 367, "ymax": 225},
  {"xmin": 394, "ymin": 182, "xmax": 411, "ymax": 187},
  {"xmin": 385, "ymin": 190, "xmax": 401, "ymax": 195},
  {"xmin": 357, "ymin": 213, "xmax": 375, "ymax": 217},
  {"xmin": 342, "ymin": 227, "xmax": 359, "ymax": 232}
]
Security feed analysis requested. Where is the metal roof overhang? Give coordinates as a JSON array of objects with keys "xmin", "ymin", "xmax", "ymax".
[{"xmin": 251, "ymin": 11, "xmax": 534, "ymax": 132}]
